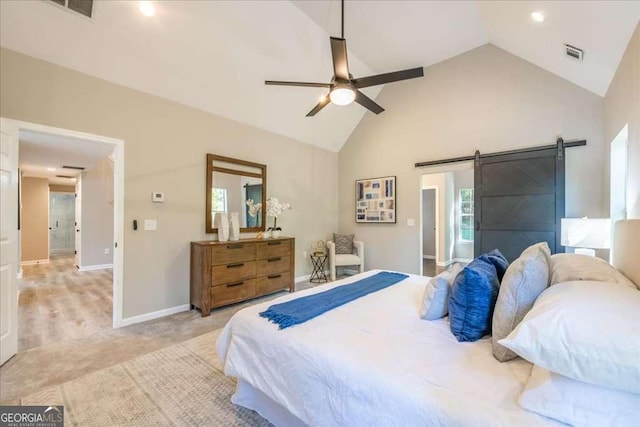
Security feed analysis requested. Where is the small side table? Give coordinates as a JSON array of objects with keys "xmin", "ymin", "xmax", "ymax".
[{"xmin": 309, "ymin": 254, "xmax": 328, "ymax": 283}]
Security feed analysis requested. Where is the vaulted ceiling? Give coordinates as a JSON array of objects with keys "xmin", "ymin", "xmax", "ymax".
[{"xmin": 1, "ymin": 1, "xmax": 638, "ymax": 152}]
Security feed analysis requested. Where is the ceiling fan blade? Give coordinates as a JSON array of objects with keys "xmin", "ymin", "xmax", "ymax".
[
  {"xmin": 355, "ymin": 90, "xmax": 384, "ymax": 115},
  {"xmin": 306, "ymin": 96, "xmax": 331, "ymax": 117},
  {"xmin": 265, "ymin": 81, "xmax": 332, "ymax": 88},
  {"xmin": 330, "ymin": 37, "xmax": 350, "ymax": 81},
  {"xmin": 352, "ymin": 67, "xmax": 424, "ymax": 89}
]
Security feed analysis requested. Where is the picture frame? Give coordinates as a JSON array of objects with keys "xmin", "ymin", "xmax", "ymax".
[{"xmin": 355, "ymin": 176, "xmax": 396, "ymax": 223}]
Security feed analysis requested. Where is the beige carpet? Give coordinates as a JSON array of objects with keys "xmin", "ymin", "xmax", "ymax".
[{"xmin": 21, "ymin": 330, "xmax": 272, "ymax": 426}]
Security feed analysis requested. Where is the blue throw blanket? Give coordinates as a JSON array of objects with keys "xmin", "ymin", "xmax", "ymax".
[{"xmin": 260, "ymin": 271, "xmax": 408, "ymax": 329}]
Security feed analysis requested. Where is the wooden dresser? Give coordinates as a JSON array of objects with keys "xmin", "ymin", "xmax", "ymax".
[{"xmin": 190, "ymin": 237, "xmax": 295, "ymax": 316}]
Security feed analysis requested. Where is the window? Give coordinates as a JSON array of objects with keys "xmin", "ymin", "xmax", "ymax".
[
  {"xmin": 212, "ymin": 188, "xmax": 227, "ymax": 213},
  {"xmin": 459, "ymin": 188, "xmax": 474, "ymax": 242}
]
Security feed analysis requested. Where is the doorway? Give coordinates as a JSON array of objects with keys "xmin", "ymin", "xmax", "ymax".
[
  {"xmin": 49, "ymin": 192, "xmax": 76, "ymax": 256},
  {"xmin": 0, "ymin": 118, "xmax": 124, "ymax": 363},
  {"xmin": 422, "ymin": 188, "xmax": 437, "ymax": 276}
]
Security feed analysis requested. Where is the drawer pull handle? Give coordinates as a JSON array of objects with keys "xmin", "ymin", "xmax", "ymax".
[
  {"xmin": 267, "ymin": 257, "xmax": 281, "ymax": 262},
  {"xmin": 227, "ymin": 263, "xmax": 244, "ymax": 268},
  {"xmin": 227, "ymin": 281, "xmax": 244, "ymax": 287},
  {"xmin": 267, "ymin": 242, "xmax": 282, "ymax": 246},
  {"xmin": 268, "ymin": 274, "xmax": 282, "ymax": 279},
  {"xmin": 227, "ymin": 244, "xmax": 244, "ymax": 249}
]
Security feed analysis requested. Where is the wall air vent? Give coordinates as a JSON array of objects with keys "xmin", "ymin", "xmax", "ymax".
[
  {"xmin": 62, "ymin": 165, "xmax": 85, "ymax": 170},
  {"xmin": 48, "ymin": 0, "xmax": 93, "ymax": 18},
  {"xmin": 564, "ymin": 44, "xmax": 584, "ymax": 62}
]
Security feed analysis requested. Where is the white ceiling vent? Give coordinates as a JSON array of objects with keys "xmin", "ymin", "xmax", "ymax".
[{"xmin": 564, "ymin": 44, "xmax": 584, "ymax": 62}]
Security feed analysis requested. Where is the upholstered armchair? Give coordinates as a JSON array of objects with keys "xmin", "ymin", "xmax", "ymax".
[{"xmin": 326, "ymin": 239, "xmax": 364, "ymax": 281}]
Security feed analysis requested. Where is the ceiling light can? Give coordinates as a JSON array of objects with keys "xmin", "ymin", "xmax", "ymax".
[
  {"xmin": 139, "ymin": 1, "xmax": 155, "ymax": 17},
  {"xmin": 531, "ymin": 11, "xmax": 545, "ymax": 23}
]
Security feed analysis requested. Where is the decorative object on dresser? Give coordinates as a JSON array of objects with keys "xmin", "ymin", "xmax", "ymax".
[
  {"xmin": 265, "ymin": 197, "xmax": 291, "ymax": 238},
  {"xmin": 217, "ymin": 212, "xmax": 230, "ymax": 242},
  {"xmin": 190, "ymin": 237, "xmax": 295, "ymax": 316},
  {"xmin": 229, "ymin": 212, "xmax": 240, "ymax": 241}
]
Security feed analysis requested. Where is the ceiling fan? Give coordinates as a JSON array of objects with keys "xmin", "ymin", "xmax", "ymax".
[{"xmin": 265, "ymin": 0, "xmax": 424, "ymax": 117}]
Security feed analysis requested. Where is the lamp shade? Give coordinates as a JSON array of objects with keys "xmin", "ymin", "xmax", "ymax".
[{"xmin": 561, "ymin": 218, "xmax": 611, "ymax": 249}]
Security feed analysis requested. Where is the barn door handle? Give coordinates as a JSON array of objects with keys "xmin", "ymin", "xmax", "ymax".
[{"xmin": 475, "ymin": 221, "xmax": 480, "ymax": 231}]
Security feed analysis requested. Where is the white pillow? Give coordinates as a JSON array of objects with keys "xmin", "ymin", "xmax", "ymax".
[
  {"xmin": 519, "ymin": 365, "xmax": 640, "ymax": 427},
  {"xmin": 419, "ymin": 264, "xmax": 462, "ymax": 320},
  {"xmin": 499, "ymin": 281, "xmax": 640, "ymax": 393},
  {"xmin": 550, "ymin": 253, "xmax": 635, "ymax": 288}
]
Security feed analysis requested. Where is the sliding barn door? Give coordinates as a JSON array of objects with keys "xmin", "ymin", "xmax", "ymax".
[{"xmin": 474, "ymin": 146, "xmax": 565, "ymax": 262}]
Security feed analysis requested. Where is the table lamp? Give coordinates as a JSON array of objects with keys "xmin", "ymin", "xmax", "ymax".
[{"xmin": 561, "ymin": 218, "xmax": 611, "ymax": 256}]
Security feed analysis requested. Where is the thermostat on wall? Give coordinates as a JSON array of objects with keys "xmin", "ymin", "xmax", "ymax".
[{"xmin": 152, "ymin": 192, "xmax": 165, "ymax": 203}]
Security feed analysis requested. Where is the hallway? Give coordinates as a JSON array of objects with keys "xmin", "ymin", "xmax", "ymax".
[{"xmin": 18, "ymin": 255, "xmax": 112, "ymax": 351}]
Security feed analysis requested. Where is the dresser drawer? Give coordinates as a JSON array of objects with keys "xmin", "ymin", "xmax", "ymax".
[
  {"xmin": 257, "ymin": 271, "xmax": 292, "ymax": 295},
  {"xmin": 211, "ymin": 279, "xmax": 256, "ymax": 307},
  {"xmin": 211, "ymin": 242, "xmax": 256, "ymax": 265},
  {"xmin": 257, "ymin": 240, "xmax": 290, "ymax": 259},
  {"xmin": 212, "ymin": 261, "xmax": 256, "ymax": 286},
  {"xmin": 257, "ymin": 255, "xmax": 290, "ymax": 276}
]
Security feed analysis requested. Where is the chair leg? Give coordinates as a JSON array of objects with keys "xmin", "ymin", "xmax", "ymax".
[
  {"xmin": 359, "ymin": 263, "xmax": 364, "ymax": 274},
  {"xmin": 331, "ymin": 265, "xmax": 336, "ymax": 281}
]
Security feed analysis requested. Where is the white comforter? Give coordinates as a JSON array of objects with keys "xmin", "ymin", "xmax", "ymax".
[{"xmin": 216, "ymin": 270, "xmax": 558, "ymax": 426}]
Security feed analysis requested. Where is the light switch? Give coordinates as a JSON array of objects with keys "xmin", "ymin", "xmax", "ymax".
[
  {"xmin": 144, "ymin": 219, "xmax": 157, "ymax": 231},
  {"xmin": 407, "ymin": 219, "xmax": 415, "ymax": 227}
]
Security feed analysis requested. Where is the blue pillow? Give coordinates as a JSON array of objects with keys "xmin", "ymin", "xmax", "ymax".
[
  {"xmin": 486, "ymin": 249, "xmax": 509, "ymax": 282},
  {"xmin": 449, "ymin": 255, "xmax": 500, "ymax": 342}
]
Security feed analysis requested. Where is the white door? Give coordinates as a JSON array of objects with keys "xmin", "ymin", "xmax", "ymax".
[
  {"xmin": 50, "ymin": 193, "xmax": 76, "ymax": 256},
  {"xmin": 75, "ymin": 176, "xmax": 81, "ymax": 267},
  {"xmin": 0, "ymin": 118, "xmax": 19, "ymax": 365}
]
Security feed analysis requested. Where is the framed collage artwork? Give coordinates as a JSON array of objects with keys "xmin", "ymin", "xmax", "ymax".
[{"xmin": 355, "ymin": 176, "xmax": 396, "ymax": 223}]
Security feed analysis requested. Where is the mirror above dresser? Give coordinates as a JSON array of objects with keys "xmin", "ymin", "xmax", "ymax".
[{"xmin": 205, "ymin": 154, "xmax": 267, "ymax": 234}]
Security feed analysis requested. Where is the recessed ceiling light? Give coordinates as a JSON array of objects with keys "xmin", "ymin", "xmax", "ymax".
[
  {"xmin": 531, "ymin": 11, "xmax": 545, "ymax": 23},
  {"xmin": 46, "ymin": 167, "xmax": 56, "ymax": 171},
  {"xmin": 139, "ymin": 1, "xmax": 155, "ymax": 17}
]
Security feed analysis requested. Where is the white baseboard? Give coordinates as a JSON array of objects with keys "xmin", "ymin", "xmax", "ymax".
[
  {"xmin": 422, "ymin": 255, "xmax": 436, "ymax": 260},
  {"xmin": 17, "ymin": 269, "xmax": 23, "ymax": 279},
  {"xmin": 120, "ymin": 304, "xmax": 191, "ymax": 328},
  {"xmin": 21, "ymin": 259, "xmax": 49, "ymax": 266},
  {"xmin": 78, "ymin": 263, "xmax": 113, "ymax": 272},
  {"xmin": 453, "ymin": 258, "xmax": 473, "ymax": 264}
]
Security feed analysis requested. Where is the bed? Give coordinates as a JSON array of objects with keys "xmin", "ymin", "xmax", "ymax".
[{"xmin": 216, "ymin": 220, "xmax": 640, "ymax": 426}]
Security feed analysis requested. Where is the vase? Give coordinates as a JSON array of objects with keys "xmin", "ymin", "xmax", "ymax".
[
  {"xmin": 271, "ymin": 229, "xmax": 281, "ymax": 239},
  {"xmin": 263, "ymin": 229, "xmax": 271, "ymax": 239},
  {"xmin": 229, "ymin": 212, "xmax": 240, "ymax": 241},
  {"xmin": 218, "ymin": 212, "xmax": 229, "ymax": 242}
]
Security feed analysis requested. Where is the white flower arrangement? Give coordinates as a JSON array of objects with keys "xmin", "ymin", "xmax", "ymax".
[
  {"xmin": 245, "ymin": 199, "xmax": 262, "ymax": 217},
  {"xmin": 265, "ymin": 197, "xmax": 291, "ymax": 230}
]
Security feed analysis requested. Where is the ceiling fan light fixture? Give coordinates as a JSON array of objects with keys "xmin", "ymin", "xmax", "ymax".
[{"xmin": 329, "ymin": 85, "xmax": 355, "ymax": 106}]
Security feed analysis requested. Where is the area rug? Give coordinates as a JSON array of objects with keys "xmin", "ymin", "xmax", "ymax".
[{"xmin": 21, "ymin": 329, "xmax": 272, "ymax": 426}]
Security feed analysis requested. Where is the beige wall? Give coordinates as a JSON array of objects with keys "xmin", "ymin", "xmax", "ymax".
[
  {"xmin": 80, "ymin": 158, "xmax": 114, "ymax": 267},
  {"xmin": 605, "ymin": 23, "xmax": 640, "ymax": 218},
  {"xmin": 338, "ymin": 44, "xmax": 605, "ymax": 275},
  {"xmin": 0, "ymin": 48, "xmax": 338, "ymax": 318},
  {"xmin": 21, "ymin": 177, "xmax": 48, "ymax": 262},
  {"xmin": 49, "ymin": 184, "xmax": 75, "ymax": 193}
]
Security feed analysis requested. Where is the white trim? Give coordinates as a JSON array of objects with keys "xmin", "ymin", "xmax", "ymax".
[
  {"xmin": 120, "ymin": 304, "xmax": 191, "ymax": 328},
  {"xmin": 78, "ymin": 263, "xmax": 113, "ymax": 271},
  {"xmin": 21, "ymin": 259, "xmax": 50, "ymax": 265},
  {"xmin": 453, "ymin": 258, "xmax": 473, "ymax": 264},
  {"xmin": 422, "ymin": 255, "xmax": 436, "ymax": 260},
  {"xmin": 5, "ymin": 119, "xmax": 125, "ymax": 330},
  {"xmin": 17, "ymin": 270, "xmax": 22, "ymax": 279}
]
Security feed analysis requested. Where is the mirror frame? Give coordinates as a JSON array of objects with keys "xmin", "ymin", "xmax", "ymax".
[{"xmin": 205, "ymin": 153, "xmax": 267, "ymax": 234}]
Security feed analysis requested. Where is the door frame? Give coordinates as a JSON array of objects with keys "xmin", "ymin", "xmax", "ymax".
[
  {"xmin": 419, "ymin": 185, "xmax": 439, "ymax": 276},
  {"xmin": 3, "ymin": 118, "xmax": 125, "ymax": 329}
]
